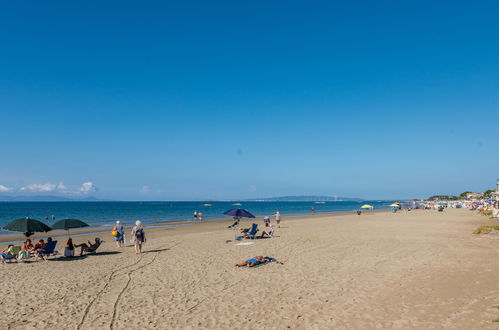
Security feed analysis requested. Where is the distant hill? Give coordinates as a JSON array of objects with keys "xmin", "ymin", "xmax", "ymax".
[
  {"xmin": 246, "ymin": 195, "xmax": 363, "ymax": 202},
  {"xmin": 0, "ymin": 195, "xmax": 108, "ymax": 202}
]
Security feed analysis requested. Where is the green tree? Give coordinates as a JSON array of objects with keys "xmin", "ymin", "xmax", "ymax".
[
  {"xmin": 459, "ymin": 191, "xmax": 473, "ymax": 198},
  {"xmin": 484, "ymin": 189, "xmax": 495, "ymax": 197}
]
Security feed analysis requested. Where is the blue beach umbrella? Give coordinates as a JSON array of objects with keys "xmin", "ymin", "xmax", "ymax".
[
  {"xmin": 223, "ymin": 208, "xmax": 256, "ymax": 218},
  {"xmin": 487, "ymin": 198, "xmax": 496, "ymax": 201}
]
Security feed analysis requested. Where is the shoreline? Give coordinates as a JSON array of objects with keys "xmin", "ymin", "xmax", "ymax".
[
  {"xmin": 0, "ymin": 209, "xmax": 386, "ymax": 243},
  {"xmin": 1, "ymin": 208, "xmax": 498, "ymax": 328}
]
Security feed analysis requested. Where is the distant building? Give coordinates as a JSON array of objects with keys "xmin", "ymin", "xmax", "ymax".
[{"xmin": 465, "ymin": 192, "xmax": 483, "ymax": 199}]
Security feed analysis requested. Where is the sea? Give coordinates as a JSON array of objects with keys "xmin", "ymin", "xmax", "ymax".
[{"xmin": 0, "ymin": 200, "xmax": 400, "ymax": 234}]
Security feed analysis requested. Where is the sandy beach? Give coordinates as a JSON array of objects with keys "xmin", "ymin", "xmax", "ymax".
[{"xmin": 1, "ymin": 208, "xmax": 498, "ymax": 329}]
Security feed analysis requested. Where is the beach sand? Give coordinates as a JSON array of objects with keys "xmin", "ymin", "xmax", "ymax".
[{"xmin": 1, "ymin": 208, "xmax": 498, "ymax": 329}]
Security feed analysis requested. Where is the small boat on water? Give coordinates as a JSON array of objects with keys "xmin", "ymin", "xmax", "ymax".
[
  {"xmin": 232, "ymin": 203, "xmax": 242, "ymax": 206},
  {"xmin": 202, "ymin": 203, "xmax": 212, "ymax": 207},
  {"xmin": 315, "ymin": 201, "xmax": 326, "ymax": 204}
]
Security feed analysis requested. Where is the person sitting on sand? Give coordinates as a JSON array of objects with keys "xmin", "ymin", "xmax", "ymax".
[
  {"xmin": 228, "ymin": 217, "xmax": 240, "ymax": 228},
  {"xmin": 236, "ymin": 256, "xmax": 266, "ymax": 267},
  {"xmin": 32, "ymin": 239, "xmax": 47, "ymax": 258},
  {"xmin": 34, "ymin": 239, "xmax": 45, "ymax": 251},
  {"xmin": 65, "ymin": 238, "xmax": 75, "ymax": 257},
  {"xmin": 21, "ymin": 239, "xmax": 34, "ymax": 252},
  {"xmin": 74, "ymin": 238, "xmax": 102, "ymax": 256}
]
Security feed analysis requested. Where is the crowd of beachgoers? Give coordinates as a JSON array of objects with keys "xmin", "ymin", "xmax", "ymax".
[
  {"xmin": 2, "ymin": 200, "xmax": 498, "ymax": 266},
  {"xmin": 418, "ymin": 199, "xmax": 499, "ymax": 215},
  {"xmin": 0, "ymin": 220, "xmax": 147, "ymax": 264},
  {"xmin": 0, "ymin": 208, "xmax": 286, "ymax": 267}
]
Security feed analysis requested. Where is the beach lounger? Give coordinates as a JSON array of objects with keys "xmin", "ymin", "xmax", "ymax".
[
  {"xmin": 82, "ymin": 242, "xmax": 102, "ymax": 255},
  {"xmin": 244, "ymin": 223, "xmax": 259, "ymax": 239},
  {"xmin": 259, "ymin": 227, "xmax": 275, "ymax": 238},
  {"xmin": 0, "ymin": 246, "xmax": 21, "ymax": 264},
  {"xmin": 39, "ymin": 241, "xmax": 59, "ymax": 260}
]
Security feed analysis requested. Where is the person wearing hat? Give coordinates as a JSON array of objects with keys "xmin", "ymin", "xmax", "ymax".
[
  {"xmin": 112, "ymin": 220, "xmax": 125, "ymax": 248},
  {"xmin": 131, "ymin": 220, "xmax": 146, "ymax": 254}
]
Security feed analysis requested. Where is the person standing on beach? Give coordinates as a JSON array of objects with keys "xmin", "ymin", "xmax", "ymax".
[
  {"xmin": 194, "ymin": 211, "xmax": 198, "ymax": 222},
  {"xmin": 275, "ymin": 210, "xmax": 281, "ymax": 228},
  {"xmin": 311, "ymin": 207, "xmax": 315, "ymax": 214},
  {"xmin": 198, "ymin": 211, "xmax": 203, "ymax": 221},
  {"xmin": 112, "ymin": 221, "xmax": 125, "ymax": 248},
  {"xmin": 131, "ymin": 220, "xmax": 146, "ymax": 254}
]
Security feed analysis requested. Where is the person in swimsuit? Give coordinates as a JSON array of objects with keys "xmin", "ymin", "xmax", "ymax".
[
  {"xmin": 74, "ymin": 238, "xmax": 102, "ymax": 256},
  {"xmin": 235, "ymin": 256, "xmax": 266, "ymax": 267}
]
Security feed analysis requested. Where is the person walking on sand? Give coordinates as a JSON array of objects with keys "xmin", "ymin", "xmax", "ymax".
[
  {"xmin": 194, "ymin": 211, "xmax": 198, "ymax": 222},
  {"xmin": 275, "ymin": 210, "xmax": 281, "ymax": 228},
  {"xmin": 131, "ymin": 220, "xmax": 146, "ymax": 254},
  {"xmin": 198, "ymin": 211, "xmax": 203, "ymax": 221},
  {"xmin": 112, "ymin": 220, "xmax": 125, "ymax": 248}
]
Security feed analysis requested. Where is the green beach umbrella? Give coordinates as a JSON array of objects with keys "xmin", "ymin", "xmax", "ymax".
[
  {"xmin": 52, "ymin": 219, "xmax": 89, "ymax": 237},
  {"xmin": 3, "ymin": 218, "xmax": 52, "ymax": 237}
]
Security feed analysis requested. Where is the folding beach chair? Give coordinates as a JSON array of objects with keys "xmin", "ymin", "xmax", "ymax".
[
  {"xmin": 244, "ymin": 223, "xmax": 259, "ymax": 239},
  {"xmin": 39, "ymin": 241, "xmax": 59, "ymax": 260},
  {"xmin": 1, "ymin": 246, "xmax": 21, "ymax": 264}
]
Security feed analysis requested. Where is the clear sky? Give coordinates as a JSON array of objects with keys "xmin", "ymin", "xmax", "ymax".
[{"xmin": 1, "ymin": 1, "xmax": 498, "ymax": 200}]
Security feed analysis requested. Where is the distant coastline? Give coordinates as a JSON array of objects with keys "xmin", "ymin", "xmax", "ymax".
[
  {"xmin": 245, "ymin": 195, "xmax": 364, "ymax": 202},
  {"xmin": 0, "ymin": 195, "xmax": 366, "ymax": 202}
]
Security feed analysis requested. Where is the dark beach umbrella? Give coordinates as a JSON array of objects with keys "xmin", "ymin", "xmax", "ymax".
[
  {"xmin": 223, "ymin": 208, "xmax": 256, "ymax": 218},
  {"xmin": 3, "ymin": 218, "xmax": 52, "ymax": 237},
  {"xmin": 52, "ymin": 219, "xmax": 89, "ymax": 237}
]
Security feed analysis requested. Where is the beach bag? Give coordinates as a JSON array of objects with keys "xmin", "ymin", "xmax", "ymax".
[
  {"xmin": 64, "ymin": 247, "xmax": 74, "ymax": 257},
  {"xmin": 111, "ymin": 230, "xmax": 118, "ymax": 237}
]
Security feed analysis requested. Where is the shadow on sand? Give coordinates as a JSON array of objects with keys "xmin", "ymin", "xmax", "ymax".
[
  {"xmin": 48, "ymin": 251, "xmax": 121, "ymax": 261},
  {"xmin": 142, "ymin": 248, "xmax": 170, "ymax": 254}
]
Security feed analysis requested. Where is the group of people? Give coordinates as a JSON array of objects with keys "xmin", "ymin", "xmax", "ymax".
[
  {"xmin": 0, "ymin": 236, "xmax": 104, "ymax": 263},
  {"xmin": 111, "ymin": 220, "xmax": 147, "ymax": 254},
  {"xmin": 1, "ymin": 219, "xmax": 147, "ymax": 264},
  {"xmin": 266, "ymin": 210, "xmax": 281, "ymax": 228},
  {"xmin": 193, "ymin": 211, "xmax": 203, "ymax": 222}
]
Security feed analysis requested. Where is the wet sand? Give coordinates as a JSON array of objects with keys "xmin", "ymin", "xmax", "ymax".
[{"xmin": 0, "ymin": 208, "xmax": 498, "ymax": 329}]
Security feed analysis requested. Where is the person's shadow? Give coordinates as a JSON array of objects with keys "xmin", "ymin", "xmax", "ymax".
[{"xmin": 49, "ymin": 251, "xmax": 121, "ymax": 261}]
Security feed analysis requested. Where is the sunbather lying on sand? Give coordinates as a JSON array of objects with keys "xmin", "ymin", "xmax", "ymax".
[
  {"xmin": 236, "ymin": 256, "xmax": 266, "ymax": 267},
  {"xmin": 235, "ymin": 256, "xmax": 281, "ymax": 267}
]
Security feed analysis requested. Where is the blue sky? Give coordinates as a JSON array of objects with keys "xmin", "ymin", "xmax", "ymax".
[{"xmin": 1, "ymin": 1, "xmax": 498, "ymax": 200}]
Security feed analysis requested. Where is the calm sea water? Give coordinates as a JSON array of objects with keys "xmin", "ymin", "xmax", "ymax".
[{"xmin": 0, "ymin": 201, "xmax": 398, "ymax": 233}]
